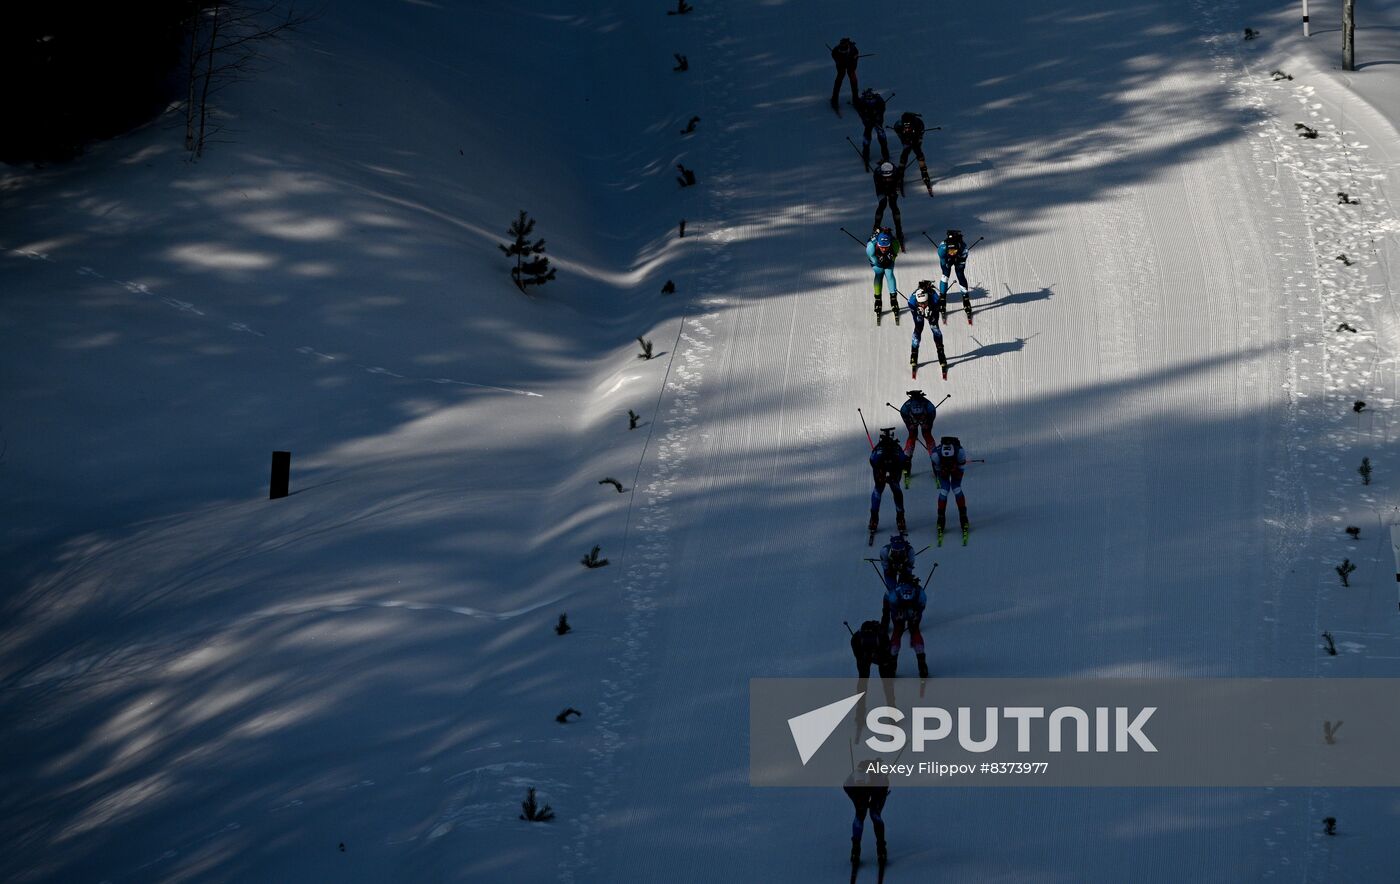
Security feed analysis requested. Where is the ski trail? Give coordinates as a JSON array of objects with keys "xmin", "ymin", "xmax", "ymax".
[
  {"xmin": 1196, "ymin": 1, "xmax": 1400, "ymax": 878},
  {"xmin": 558, "ymin": 4, "xmax": 732, "ymax": 878},
  {"xmin": 0, "ymin": 245, "xmax": 544, "ymax": 398}
]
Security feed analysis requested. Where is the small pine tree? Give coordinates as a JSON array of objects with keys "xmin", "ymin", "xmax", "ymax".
[
  {"xmin": 628, "ymin": 409, "xmax": 641, "ymax": 429},
  {"xmin": 637, "ymin": 337, "xmax": 655, "ymax": 360},
  {"xmin": 1336, "ymin": 559, "xmax": 1356, "ymax": 587},
  {"xmin": 1359, "ymin": 457, "xmax": 1372, "ymax": 485},
  {"xmin": 498, "ymin": 210, "xmax": 558, "ymax": 291},
  {"xmin": 555, "ymin": 613, "xmax": 571, "ymax": 635},
  {"xmin": 520, "ymin": 787, "xmax": 555, "ymax": 822}
]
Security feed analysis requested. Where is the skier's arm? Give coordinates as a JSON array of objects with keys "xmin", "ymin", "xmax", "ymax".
[{"xmin": 866, "ymin": 240, "xmax": 877, "ymax": 264}]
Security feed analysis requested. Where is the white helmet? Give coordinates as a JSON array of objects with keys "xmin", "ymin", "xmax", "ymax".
[
  {"xmin": 916, "ymin": 289, "xmax": 929, "ymax": 304},
  {"xmin": 878, "ymin": 162, "xmax": 895, "ymax": 177}
]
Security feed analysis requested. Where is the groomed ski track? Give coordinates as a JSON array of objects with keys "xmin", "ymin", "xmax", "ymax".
[{"xmin": 582, "ymin": 0, "xmax": 1400, "ymax": 881}]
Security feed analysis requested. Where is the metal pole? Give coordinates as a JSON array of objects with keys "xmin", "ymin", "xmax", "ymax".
[
  {"xmin": 1303, "ymin": 0, "xmax": 1310, "ymax": 36},
  {"xmin": 1343, "ymin": 0, "xmax": 1355, "ymax": 71}
]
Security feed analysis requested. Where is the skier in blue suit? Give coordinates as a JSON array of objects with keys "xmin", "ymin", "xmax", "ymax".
[
  {"xmin": 907, "ymin": 280, "xmax": 948, "ymax": 379},
  {"xmin": 869, "ymin": 428, "xmax": 911, "ymax": 535},
  {"xmin": 867, "ymin": 228, "xmax": 899, "ymax": 314},
  {"xmin": 937, "ymin": 229, "xmax": 974, "ymax": 325}
]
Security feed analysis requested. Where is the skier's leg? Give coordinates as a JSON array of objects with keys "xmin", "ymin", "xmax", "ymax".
[
  {"xmin": 870, "ymin": 791, "xmax": 889, "ymax": 845},
  {"xmin": 890, "ymin": 482, "xmax": 905, "ymax": 515},
  {"xmin": 913, "ymin": 141, "xmax": 931, "ymax": 190},
  {"xmin": 873, "ymin": 197, "xmax": 887, "ymax": 232},
  {"xmin": 876, "ymin": 126, "xmax": 890, "ymax": 162},
  {"xmin": 910, "ymin": 623, "xmax": 925, "ymax": 656},
  {"xmin": 862, "ymin": 124, "xmax": 873, "ymax": 167},
  {"xmin": 911, "ymin": 310, "xmax": 923, "ymax": 352},
  {"xmin": 936, "ymin": 475, "xmax": 950, "ymax": 528},
  {"xmin": 848, "ymin": 62, "xmax": 860, "ymax": 103},
  {"xmin": 933, "ymin": 322, "xmax": 947, "ymax": 371},
  {"xmin": 939, "ymin": 259, "xmax": 952, "ymax": 298},
  {"xmin": 889, "ymin": 620, "xmax": 905, "ymax": 656},
  {"xmin": 885, "ymin": 267, "xmax": 898, "ymax": 307},
  {"xmin": 902, "ymin": 433, "xmax": 916, "ymax": 457},
  {"xmin": 953, "ymin": 471, "xmax": 968, "ymax": 524},
  {"xmin": 872, "ymin": 268, "xmax": 883, "ymax": 298},
  {"xmin": 899, "ymin": 142, "xmax": 913, "ymax": 168},
  {"xmin": 831, "ymin": 68, "xmax": 843, "ymax": 103},
  {"xmin": 847, "ymin": 788, "xmax": 869, "ymax": 840},
  {"xmin": 889, "ymin": 196, "xmax": 903, "ymax": 245},
  {"xmin": 954, "ymin": 263, "xmax": 969, "ymax": 292}
]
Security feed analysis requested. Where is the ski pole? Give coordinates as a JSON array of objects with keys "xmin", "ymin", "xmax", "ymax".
[
  {"xmin": 934, "ymin": 393, "xmax": 951, "ymax": 409},
  {"xmin": 843, "ymin": 620, "xmax": 856, "ymax": 636},
  {"xmin": 965, "ymin": 235, "xmax": 986, "ymax": 253},
  {"xmin": 920, "ymin": 230, "xmax": 937, "ymax": 246},
  {"xmin": 922, "ymin": 562, "xmax": 939, "ymax": 586},
  {"xmin": 885, "ymin": 402, "xmax": 901, "ymax": 415},
  {"xmin": 857, "ymin": 407, "xmax": 874, "ymax": 448},
  {"xmin": 839, "ymin": 226, "xmax": 867, "ymax": 247},
  {"xmin": 845, "ymin": 136, "xmax": 870, "ymax": 165},
  {"xmin": 914, "ymin": 545, "xmax": 931, "ymax": 557},
  {"xmin": 868, "ymin": 560, "xmax": 890, "ymax": 587}
]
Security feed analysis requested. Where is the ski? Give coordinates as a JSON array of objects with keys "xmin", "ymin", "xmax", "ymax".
[
  {"xmin": 962, "ymin": 524, "xmax": 970, "ymax": 546},
  {"xmin": 936, "ymin": 525, "xmax": 944, "ymax": 547},
  {"xmin": 868, "ymin": 527, "xmax": 877, "ymax": 546},
  {"xmin": 903, "ymin": 470, "xmax": 912, "ymax": 489}
]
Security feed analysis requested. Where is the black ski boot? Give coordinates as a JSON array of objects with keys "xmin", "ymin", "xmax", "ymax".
[
  {"xmin": 917, "ymin": 653, "xmax": 929, "ymax": 679},
  {"xmin": 896, "ymin": 510, "xmax": 908, "ymax": 533}
]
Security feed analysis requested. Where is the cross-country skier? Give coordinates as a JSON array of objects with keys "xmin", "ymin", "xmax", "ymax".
[
  {"xmin": 844, "ymin": 763, "xmax": 891, "ymax": 865},
  {"xmin": 872, "ymin": 161, "xmax": 905, "ymax": 246},
  {"xmin": 867, "ymin": 228, "xmax": 899, "ymax": 315},
  {"xmin": 932, "ymin": 435, "xmax": 970, "ymax": 546},
  {"xmin": 869, "ymin": 428, "xmax": 911, "ymax": 537},
  {"xmin": 830, "ymin": 38, "xmax": 860, "ymax": 109},
  {"xmin": 882, "ymin": 574, "xmax": 929, "ymax": 677},
  {"xmin": 898, "ymin": 389, "xmax": 937, "ymax": 466},
  {"xmin": 890, "ymin": 111, "xmax": 933, "ymax": 196},
  {"xmin": 855, "ymin": 88, "xmax": 890, "ymax": 170},
  {"xmin": 938, "ymin": 228, "xmax": 974, "ymax": 325},
  {"xmin": 851, "ymin": 619, "xmax": 897, "ymax": 679},
  {"xmin": 879, "ymin": 533, "xmax": 916, "ymax": 589},
  {"xmin": 907, "ymin": 280, "xmax": 948, "ymax": 380}
]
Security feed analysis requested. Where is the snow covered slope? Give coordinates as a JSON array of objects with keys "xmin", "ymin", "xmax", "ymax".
[{"xmin": 3, "ymin": 0, "xmax": 1400, "ymax": 881}]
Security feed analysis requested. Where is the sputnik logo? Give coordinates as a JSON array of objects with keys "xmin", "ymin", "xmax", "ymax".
[{"xmin": 787, "ymin": 692, "xmax": 864, "ymax": 765}]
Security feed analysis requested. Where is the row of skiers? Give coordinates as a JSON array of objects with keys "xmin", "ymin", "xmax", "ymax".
[
  {"xmin": 867, "ymin": 227, "xmax": 978, "ymax": 376},
  {"xmin": 867, "ymin": 393, "xmax": 971, "ymax": 546},
  {"xmin": 831, "ymin": 35, "xmax": 941, "ymax": 252}
]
